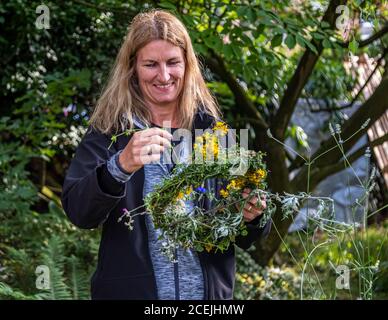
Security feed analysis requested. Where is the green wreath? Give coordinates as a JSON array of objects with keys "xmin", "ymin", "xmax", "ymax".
[{"xmin": 118, "ymin": 122, "xmax": 276, "ymax": 260}]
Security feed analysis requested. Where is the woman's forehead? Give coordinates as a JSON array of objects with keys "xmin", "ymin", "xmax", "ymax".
[{"xmin": 137, "ymin": 40, "xmax": 184, "ymax": 61}]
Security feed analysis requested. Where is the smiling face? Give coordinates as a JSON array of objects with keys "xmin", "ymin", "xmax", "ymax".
[{"xmin": 136, "ymin": 40, "xmax": 186, "ymax": 109}]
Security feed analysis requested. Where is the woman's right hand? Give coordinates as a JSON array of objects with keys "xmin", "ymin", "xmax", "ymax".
[{"xmin": 118, "ymin": 127, "xmax": 173, "ymax": 173}]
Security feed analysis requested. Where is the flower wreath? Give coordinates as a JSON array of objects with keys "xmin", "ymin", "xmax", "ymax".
[{"xmin": 115, "ymin": 121, "xmax": 334, "ymax": 261}]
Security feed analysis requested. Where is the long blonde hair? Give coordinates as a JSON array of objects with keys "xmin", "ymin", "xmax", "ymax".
[{"xmin": 90, "ymin": 9, "xmax": 220, "ymax": 134}]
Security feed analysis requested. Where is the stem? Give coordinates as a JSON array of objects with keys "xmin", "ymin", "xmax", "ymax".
[{"xmin": 300, "ymin": 240, "xmax": 330, "ymax": 300}]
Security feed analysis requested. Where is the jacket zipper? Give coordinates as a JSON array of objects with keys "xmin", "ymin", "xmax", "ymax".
[
  {"xmin": 198, "ymin": 253, "xmax": 209, "ymax": 300},
  {"xmin": 173, "ymin": 248, "xmax": 180, "ymax": 300},
  {"xmin": 142, "ymin": 214, "xmax": 159, "ymax": 299}
]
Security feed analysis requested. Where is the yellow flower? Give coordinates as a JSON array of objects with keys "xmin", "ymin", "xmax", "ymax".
[
  {"xmin": 185, "ymin": 186, "xmax": 193, "ymax": 195},
  {"xmin": 247, "ymin": 169, "xmax": 267, "ymax": 186},
  {"xmin": 235, "ymin": 177, "xmax": 245, "ymax": 188},
  {"xmin": 246, "ymin": 276, "xmax": 254, "ymax": 285},
  {"xmin": 226, "ymin": 180, "xmax": 237, "ymax": 190},
  {"xmin": 204, "ymin": 243, "xmax": 214, "ymax": 252},
  {"xmin": 194, "ymin": 133, "xmax": 219, "ymax": 160},
  {"xmin": 257, "ymin": 169, "xmax": 266, "ymax": 179},
  {"xmin": 176, "ymin": 191, "xmax": 185, "ymax": 200},
  {"xmin": 220, "ymin": 189, "xmax": 229, "ymax": 198},
  {"xmin": 212, "ymin": 121, "xmax": 228, "ymax": 136},
  {"xmin": 226, "ymin": 177, "xmax": 246, "ymax": 191}
]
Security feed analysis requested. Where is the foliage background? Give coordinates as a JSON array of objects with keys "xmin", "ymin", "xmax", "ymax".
[{"xmin": 0, "ymin": 0, "xmax": 387, "ymax": 299}]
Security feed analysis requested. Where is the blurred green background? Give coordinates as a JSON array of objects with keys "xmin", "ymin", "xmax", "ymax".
[{"xmin": 0, "ymin": 0, "xmax": 387, "ymax": 299}]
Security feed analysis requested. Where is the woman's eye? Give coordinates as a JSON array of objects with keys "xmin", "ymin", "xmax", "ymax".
[
  {"xmin": 145, "ymin": 64, "xmax": 155, "ymax": 67},
  {"xmin": 169, "ymin": 61, "xmax": 179, "ymax": 65}
]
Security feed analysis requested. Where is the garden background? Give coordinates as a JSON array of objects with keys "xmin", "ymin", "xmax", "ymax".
[{"xmin": 0, "ymin": 0, "xmax": 387, "ymax": 300}]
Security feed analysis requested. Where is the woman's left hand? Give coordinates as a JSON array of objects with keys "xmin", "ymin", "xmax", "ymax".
[{"xmin": 236, "ymin": 188, "xmax": 267, "ymax": 222}]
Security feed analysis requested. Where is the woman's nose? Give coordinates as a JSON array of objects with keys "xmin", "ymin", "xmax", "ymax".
[{"xmin": 158, "ymin": 64, "xmax": 171, "ymax": 82}]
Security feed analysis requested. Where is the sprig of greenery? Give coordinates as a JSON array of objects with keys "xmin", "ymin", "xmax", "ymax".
[{"xmin": 118, "ymin": 122, "xmax": 335, "ymax": 261}]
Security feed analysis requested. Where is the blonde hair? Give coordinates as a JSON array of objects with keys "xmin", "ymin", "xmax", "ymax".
[{"xmin": 90, "ymin": 9, "xmax": 220, "ymax": 134}]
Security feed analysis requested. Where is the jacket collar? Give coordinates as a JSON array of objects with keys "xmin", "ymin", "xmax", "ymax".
[{"xmin": 132, "ymin": 110, "xmax": 216, "ymax": 131}]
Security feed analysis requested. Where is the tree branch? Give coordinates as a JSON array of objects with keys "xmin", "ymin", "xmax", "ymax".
[
  {"xmin": 71, "ymin": 0, "xmax": 133, "ymax": 14},
  {"xmin": 291, "ymin": 77, "xmax": 388, "ymax": 190},
  {"xmin": 271, "ymin": 0, "xmax": 347, "ymax": 140},
  {"xmin": 311, "ymin": 48, "xmax": 388, "ymax": 113},
  {"xmin": 339, "ymin": 23, "xmax": 388, "ymax": 48},
  {"xmin": 204, "ymin": 50, "xmax": 268, "ymax": 130},
  {"xmin": 312, "ymin": 132, "xmax": 388, "ymax": 182},
  {"xmin": 289, "ymin": 68, "xmax": 388, "ymax": 172}
]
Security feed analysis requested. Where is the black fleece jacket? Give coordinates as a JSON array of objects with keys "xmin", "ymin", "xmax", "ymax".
[{"xmin": 61, "ymin": 111, "xmax": 271, "ymax": 300}]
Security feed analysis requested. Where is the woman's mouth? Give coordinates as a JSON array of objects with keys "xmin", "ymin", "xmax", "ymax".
[{"xmin": 153, "ymin": 82, "xmax": 175, "ymax": 91}]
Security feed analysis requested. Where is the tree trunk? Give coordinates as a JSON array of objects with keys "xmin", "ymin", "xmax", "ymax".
[{"xmin": 253, "ymin": 78, "xmax": 388, "ymax": 266}]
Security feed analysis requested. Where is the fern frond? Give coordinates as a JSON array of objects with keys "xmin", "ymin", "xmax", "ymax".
[
  {"xmin": 40, "ymin": 236, "xmax": 72, "ymax": 300},
  {"xmin": 67, "ymin": 255, "xmax": 90, "ymax": 300},
  {"xmin": 0, "ymin": 282, "xmax": 37, "ymax": 300}
]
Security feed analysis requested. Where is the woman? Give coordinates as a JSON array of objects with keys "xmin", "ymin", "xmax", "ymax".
[{"xmin": 61, "ymin": 9, "xmax": 269, "ymax": 300}]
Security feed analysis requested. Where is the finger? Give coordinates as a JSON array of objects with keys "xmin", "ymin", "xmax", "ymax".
[
  {"xmin": 236, "ymin": 203, "xmax": 244, "ymax": 212},
  {"xmin": 246, "ymin": 206, "xmax": 259, "ymax": 215},
  {"xmin": 141, "ymin": 153, "xmax": 163, "ymax": 165},
  {"xmin": 139, "ymin": 145, "xmax": 164, "ymax": 164},
  {"xmin": 243, "ymin": 210, "xmax": 256, "ymax": 222},
  {"xmin": 238, "ymin": 201, "xmax": 260, "ymax": 212},
  {"xmin": 250, "ymin": 207, "xmax": 264, "ymax": 216},
  {"xmin": 253, "ymin": 199, "xmax": 266, "ymax": 211},
  {"xmin": 148, "ymin": 135, "xmax": 172, "ymax": 149},
  {"xmin": 140, "ymin": 144, "xmax": 164, "ymax": 156},
  {"xmin": 248, "ymin": 196, "xmax": 259, "ymax": 205},
  {"xmin": 242, "ymin": 192, "xmax": 258, "ymax": 205},
  {"xmin": 141, "ymin": 128, "xmax": 173, "ymax": 140},
  {"xmin": 261, "ymin": 199, "xmax": 267, "ymax": 210},
  {"xmin": 243, "ymin": 188, "xmax": 252, "ymax": 194},
  {"xmin": 244, "ymin": 202, "xmax": 252, "ymax": 210},
  {"xmin": 242, "ymin": 192, "xmax": 249, "ymax": 199}
]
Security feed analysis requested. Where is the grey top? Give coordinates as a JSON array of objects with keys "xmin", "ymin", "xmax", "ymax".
[{"xmin": 107, "ymin": 122, "xmax": 204, "ymax": 300}]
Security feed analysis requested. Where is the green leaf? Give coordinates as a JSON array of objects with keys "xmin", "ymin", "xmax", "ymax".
[
  {"xmin": 181, "ymin": 15, "xmax": 194, "ymax": 28},
  {"xmin": 305, "ymin": 18, "xmax": 316, "ymax": 27},
  {"xmin": 246, "ymin": 8, "xmax": 256, "ymax": 23},
  {"xmin": 194, "ymin": 43, "xmax": 208, "ymax": 55},
  {"xmin": 312, "ymin": 32, "xmax": 325, "ymax": 40},
  {"xmin": 195, "ymin": 244, "xmax": 204, "ymax": 252},
  {"xmin": 305, "ymin": 40, "xmax": 318, "ymax": 54},
  {"xmin": 322, "ymin": 38, "xmax": 332, "ymax": 49},
  {"xmin": 158, "ymin": 1, "xmax": 177, "ymax": 11},
  {"xmin": 236, "ymin": 6, "xmax": 249, "ymax": 18},
  {"xmin": 253, "ymin": 24, "xmax": 265, "ymax": 38},
  {"xmin": 348, "ymin": 38, "xmax": 359, "ymax": 54},
  {"xmin": 295, "ymin": 34, "xmax": 305, "ymax": 47},
  {"xmin": 243, "ymin": 66, "xmax": 254, "ymax": 83},
  {"xmin": 213, "ymin": 36, "xmax": 224, "ymax": 52},
  {"xmin": 203, "ymin": 36, "xmax": 214, "ymax": 48},
  {"xmin": 295, "ymin": 126, "xmax": 309, "ymax": 149},
  {"xmin": 231, "ymin": 44, "xmax": 242, "ymax": 58},
  {"xmin": 264, "ymin": 73, "xmax": 275, "ymax": 89},
  {"xmin": 271, "ymin": 34, "xmax": 283, "ymax": 48},
  {"xmin": 285, "ymin": 34, "xmax": 296, "ymax": 49},
  {"xmin": 223, "ymin": 45, "xmax": 234, "ymax": 59},
  {"xmin": 296, "ymin": 35, "xmax": 318, "ymax": 54}
]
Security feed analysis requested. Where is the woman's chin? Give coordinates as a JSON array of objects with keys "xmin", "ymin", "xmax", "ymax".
[{"xmin": 151, "ymin": 95, "xmax": 178, "ymax": 105}]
